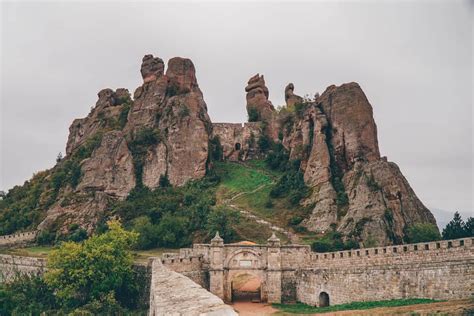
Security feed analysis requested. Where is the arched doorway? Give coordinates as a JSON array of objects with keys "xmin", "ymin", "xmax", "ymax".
[
  {"xmin": 231, "ymin": 273, "xmax": 262, "ymax": 302},
  {"xmin": 319, "ymin": 292, "xmax": 330, "ymax": 307},
  {"xmin": 235, "ymin": 143, "xmax": 241, "ymax": 150}
]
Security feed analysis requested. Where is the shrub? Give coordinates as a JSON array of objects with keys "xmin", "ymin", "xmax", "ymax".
[
  {"xmin": 0, "ymin": 273, "xmax": 57, "ymax": 315},
  {"xmin": 257, "ymin": 134, "xmax": 272, "ymax": 153},
  {"xmin": 159, "ymin": 174, "xmax": 171, "ymax": 188},
  {"xmin": 406, "ymin": 223, "xmax": 440, "ymax": 243},
  {"xmin": 37, "ymin": 230, "xmax": 56, "ymax": 245},
  {"xmin": 205, "ymin": 207, "xmax": 240, "ymax": 243},
  {"xmin": 209, "ymin": 136, "xmax": 223, "ymax": 161},
  {"xmin": 248, "ymin": 107, "xmax": 260, "ymax": 122},
  {"xmin": 44, "ymin": 220, "xmax": 139, "ymax": 310}
]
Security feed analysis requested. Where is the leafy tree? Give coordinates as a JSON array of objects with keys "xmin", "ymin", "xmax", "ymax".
[
  {"xmin": 0, "ymin": 273, "xmax": 57, "ymax": 315},
  {"xmin": 406, "ymin": 223, "xmax": 440, "ymax": 243},
  {"xmin": 155, "ymin": 214, "xmax": 190, "ymax": 248},
  {"xmin": 44, "ymin": 220, "xmax": 139, "ymax": 310},
  {"xmin": 56, "ymin": 152, "xmax": 63, "ymax": 163},
  {"xmin": 159, "ymin": 174, "xmax": 171, "ymax": 188},
  {"xmin": 131, "ymin": 216, "xmax": 157, "ymax": 249},
  {"xmin": 442, "ymin": 212, "xmax": 466, "ymax": 240},
  {"xmin": 206, "ymin": 207, "xmax": 240, "ymax": 243}
]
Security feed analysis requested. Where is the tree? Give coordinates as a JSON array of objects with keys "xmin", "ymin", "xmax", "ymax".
[
  {"xmin": 206, "ymin": 207, "xmax": 240, "ymax": 243},
  {"xmin": 56, "ymin": 152, "xmax": 63, "ymax": 163},
  {"xmin": 0, "ymin": 273, "xmax": 57, "ymax": 315},
  {"xmin": 464, "ymin": 217, "xmax": 474, "ymax": 237},
  {"xmin": 442, "ymin": 212, "xmax": 466, "ymax": 240},
  {"xmin": 44, "ymin": 220, "xmax": 139, "ymax": 310},
  {"xmin": 406, "ymin": 223, "xmax": 440, "ymax": 243}
]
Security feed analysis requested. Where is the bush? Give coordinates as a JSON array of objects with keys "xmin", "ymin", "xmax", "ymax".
[
  {"xmin": 44, "ymin": 220, "xmax": 139, "ymax": 310},
  {"xmin": 248, "ymin": 107, "xmax": 260, "ymax": 122},
  {"xmin": 311, "ymin": 230, "xmax": 359, "ymax": 253},
  {"xmin": 0, "ymin": 273, "xmax": 57, "ymax": 315},
  {"xmin": 406, "ymin": 223, "xmax": 440, "ymax": 243},
  {"xmin": 37, "ymin": 230, "xmax": 56, "ymax": 245},
  {"xmin": 205, "ymin": 207, "xmax": 240, "ymax": 243},
  {"xmin": 209, "ymin": 136, "xmax": 223, "ymax": 161},
  {"xmin": 159, "ymin": 174, "xmax": 171, "ymax": 188}
]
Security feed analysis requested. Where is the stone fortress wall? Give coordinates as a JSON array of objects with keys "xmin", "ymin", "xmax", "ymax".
[
  {"xmin": 1, "ymin": 237, "xmax": 472, "ymax": 312},
  {"xmin": 0, "ymin": 231, "xmax": 37, "ymax": 248},
  {"xmin": 160, "ymin": 236, "xmax": 473, "ymax": 306},
  {"xmin": 212, "ymin": 122, "xmax": 262, "ymax": 161},
  {"xmin": 296, "ymin": 237, "xmax": 474, "ymax": 306}
]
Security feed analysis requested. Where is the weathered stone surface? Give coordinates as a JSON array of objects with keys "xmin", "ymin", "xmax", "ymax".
[
  {"xmin": 142, "ymin": 142, "xmax": 168, "ymax": 189},
  {"xmin": 318, "ymin": 82, "xmax": 380, "ymax": 172},
  {"xmin": 66, "ymin": 88, "xmax": 131, "ymax": 155},
  {"xmin": 78, "ymin": 130, "xmax": 135, "ymax": 197},
  {"xmin": 284, "ymin": 83, "xmax": 303, "ymax": 107},
  {"xmin": 245, "ymin": 74, "xmax": 275, "ymax": 122},
  {"xmin": 211, "ymin": 122, "xmax": 262, "ymax": 161},
  {"xmin": 149, "ymin": 258, "xmax": 237, "ymax": 316},
  {"xmin": 141, "ymin": 54, "xmax": 164, "ymax": 83}
]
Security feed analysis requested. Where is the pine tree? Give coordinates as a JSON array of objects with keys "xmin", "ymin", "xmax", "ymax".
[
  {"xmin": 442, "ymin": 212, "xmax": 466, "ymax": 240},
  {"xmin": 464, "ymin": 217, "xmax": 474, "ymax": 237}
]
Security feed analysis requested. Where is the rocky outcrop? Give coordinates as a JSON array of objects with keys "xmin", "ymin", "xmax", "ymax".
[
  {"xmin": 66, "ymin": 88, "xmax": 132, "ymax": 156},
  {"xmin": 279, "ymin": 82, "xmax": 436, "ymax": 244},
  {"xmin": 38, "ymin": 54, "xmax": 213, "ymax": 233},
  {"xmin": 77, "ymin": 131, "xmax": 135, "ymax": 198},
  {"xmin": 245, "ymin": 74, "xmax": 275, "ymax": 122},
  {"xmin": 285, "ymin": 83, "xmax": 303, "ymax": 107}
]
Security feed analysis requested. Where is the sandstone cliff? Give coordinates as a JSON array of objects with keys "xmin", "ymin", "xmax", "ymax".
[
  {"xmin": 279, "ymin": 82, "xmax": 436, "ymax": 245},
  {"xmin": 2, "ymin": 55, "xmax": 437, "ymax": 246},
  {"xmin": 38, "ymin": 54, "xmax": 212, "ymax": 233}
]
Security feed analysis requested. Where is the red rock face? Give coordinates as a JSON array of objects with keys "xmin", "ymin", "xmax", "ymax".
[
  {"xmin": 281, "ymin": 82, "xmax": 437, "ymax": 244},
  {"xmin": 245, "ymin": 74, "xmax": 275, "ymax": 122}
]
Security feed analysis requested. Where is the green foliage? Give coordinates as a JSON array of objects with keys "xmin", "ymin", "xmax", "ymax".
[
  {"xmin": 37, "ymin": 229, "xmax": 56, "ymax": 245},
  {"xmin": 44, "ymin": 220, "xmax": 139, "ymax": 310},
  {"xmin": 442, "ymin": 211, "xmax": 473, "ymax": 239},
  {"xmin": 247, "ymin": 107, "xmax": 260, "ymax": 122},
  {"xmin": 257, "ymin": 134, "xmax": 273, "ymax": 153},
  {"xmin": 205, "ymin": 207, "xmax": 240, "ymax": 243},
  {"xmin": 311, "ymin": 229, "xmax": 359, "ymax": 253},
  {"xmin": 159, "ymin": 174, "xmax": 171, "ymax": 188},
  {"xmin": 128, "ymin": 128, "xmax": 161, "ymax": 188},
  {"xmin": 406, "ymin": 223, "xmax": 440, "ymax": 243},
  {"xmin": 0, "ymin": 273, "xmax": 57, "ymax": 315},
  {"xmin": 118, "ymin": 102, "xmax": 131, "ymax": 129},
  {"xmin": 366, "ymin": 173, "xmax": 380, "ymax": 192},
  {"xmin": 273, "ymin": 298, "xmax": 440, "ymax": 314},
  {"xmin": 209, "ymin": 135, "xmax": 223, "ymax": 161}
]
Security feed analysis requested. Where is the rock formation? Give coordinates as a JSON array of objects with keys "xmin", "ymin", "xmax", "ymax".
[
  {"xmin": 281, "ymin": 82, "xmax": 436, "ymax": 245},
  {"xmin": 284, "ymin": 83, "xmax": 303, "ymax": 107},
  {"xmin": 245, "ymin": 74, "xmax": 275, "ymax": 122},
  {"xmin": 38, "ymin": 54, "xmax": 212, "ymax": 233},
  {"xmin": 5, "ymin": 54, "xmax": 437, "ymax": 245}
]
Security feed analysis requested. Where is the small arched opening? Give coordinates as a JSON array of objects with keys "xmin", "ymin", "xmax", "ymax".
[
  {"xmin": 231, "ymin": 273, "xmax": 262, "ymax": 303},
  {"xmin": 319, "ymin": 291, "xmax": 330, "ymax": 307},
  {"xmin": 235, "ymin": 143, "xmax": 241, "ymax": 150}
]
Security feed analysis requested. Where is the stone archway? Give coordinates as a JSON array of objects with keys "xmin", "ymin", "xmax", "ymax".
[
  {"xmin": 319, "ymin": 291, "xmax": 330, "ymax": 307},
  {"xmin": 235, "ymin": 143, "xmax": 241, "ymax": 150},
  {"xmin": 230, "ymin": 272, "xmax": 262, "ymax": 302}
]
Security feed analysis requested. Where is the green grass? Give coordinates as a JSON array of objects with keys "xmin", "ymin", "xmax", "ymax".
[
  {"xmin": 1, "ymin": 246, "xmax": 53, "ymax": 258},
  {"xmin": 1, "ymin": 246, "xmax": 179, "ymax": 264},
  {"xmin": 273, "ymin": 298, "xmax": 441, "ymax": 314},
  {"xmin": 214, "ymin": 161, "xmax": 274, "ymax": 199}
]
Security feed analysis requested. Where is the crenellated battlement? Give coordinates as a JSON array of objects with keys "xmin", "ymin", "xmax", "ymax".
[
  {"xmin": 309, "ymin": 237, "xmax": 473, "ymax": 265},
  {"xmin": 0, "ymin": 231, "xmax": 37, "ymax": 248}
]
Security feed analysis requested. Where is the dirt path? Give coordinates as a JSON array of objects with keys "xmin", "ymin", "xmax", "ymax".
[
  {"xmin": 232, "ymin": 302, "xmax": 278, "ymax": 316},
  {"xmin": 223, "ymin": 183, "xmax": 299, "ymax": 243}
]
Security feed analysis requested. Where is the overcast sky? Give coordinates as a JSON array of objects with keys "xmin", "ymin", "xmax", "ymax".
[{"xmin": 1, "ymin": 0, "xmax": 472, "ymax": 227}]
